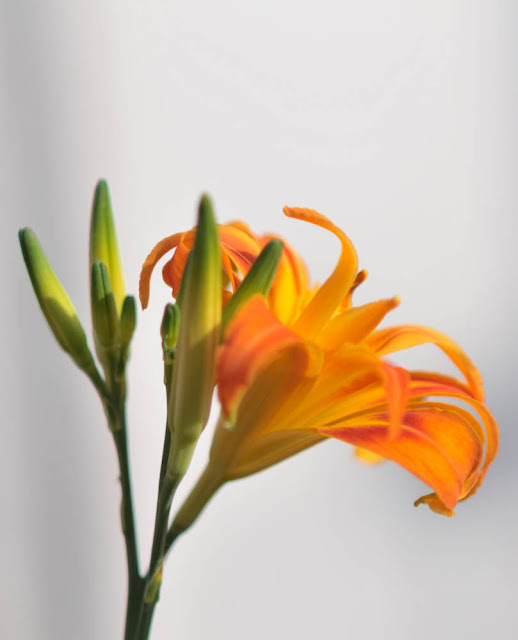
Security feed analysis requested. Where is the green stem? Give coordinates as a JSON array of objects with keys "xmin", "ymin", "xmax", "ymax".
[
  {"xmin": 113, "ymin": 424, "xmax": 142, "ymax": 638},
  {"xmin": 164, "ymin": 465, "xmax": 223, "ymax": 559},
  {"xmin": 134, "ymin": 472, "xmax": 181, "ymax": 640},
  {"xmin": 104, "ymin": 368, "xmax": 142, "ymax": 640}
]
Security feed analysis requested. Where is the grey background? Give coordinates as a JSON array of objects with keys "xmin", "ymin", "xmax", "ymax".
[{"xmin": 2, "ymin": 2, "xmax": 517, "ymax": 639}]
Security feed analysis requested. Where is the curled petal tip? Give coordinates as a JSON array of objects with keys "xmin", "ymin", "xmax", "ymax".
[{"xmin": 414, "ymin": 493, "xmax": 455, "ymax": 517}]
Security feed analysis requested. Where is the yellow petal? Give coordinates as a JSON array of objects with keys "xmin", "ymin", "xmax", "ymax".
[{"xmin": 284, "ymin": 207, "xmax": 359, "ymax": 340}]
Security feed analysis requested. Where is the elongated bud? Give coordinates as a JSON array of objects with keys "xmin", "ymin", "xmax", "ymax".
[
  {"xmin": 161, "ymin": 303, "xmax": 180, "ymax": 400},
  {"xmin": 167, "ymin": 194, "xmax": 222, "ymax": 478},
  {"xmin": 89, "ymin": 180, "xmax": 125, "ymax": 314},
  {"xmin": 120, "ymin": 295, "xmax": 137, "ymax": 352},
  {"xmin": 91, "ymin": 261, "xmax": 120, "ymax": 369},
  {"xmin": 19, "ymin": 228, "xmax": 99, "ymax": 377},
  {"xmin": 161, "ymin": 303, "xmax": 180, "ymax": 355},
  {"xmin": 222, "ymin": 238, "xmax": 283, "ymax": 335}
]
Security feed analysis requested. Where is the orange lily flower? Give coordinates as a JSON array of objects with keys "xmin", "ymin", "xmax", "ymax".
[
  {"xmin": 139, "ymin": 220, "xmax": 312, "ymax": 325},
  {"xmin": 164, "ymin": 207, "xmax": 497, "ymax": 536}
]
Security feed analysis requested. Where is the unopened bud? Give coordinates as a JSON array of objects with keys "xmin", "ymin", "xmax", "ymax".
[
  {"xmin": 19, "ymin": 228, "xmax": 98, "ymax": 377},
  {"xmin": 91, "ymin": 261, "xmax": 120, "ymax": 370},
  {"xmin": 120, "ymin": 295, "xmax": 137, "ymax": 353},
  {"xmin": 89, "ymin": 180, "xmax": 126, "ymax": 314},
  {"xmin": 167, "ymin": 194, "xmax": 222, "ymax": 478}
]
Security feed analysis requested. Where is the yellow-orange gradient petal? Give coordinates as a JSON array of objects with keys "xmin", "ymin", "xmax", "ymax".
[
  {"xmin": 318, "ymin": 297, "xmax": 400, "ymax": 350},
  {"xmin": 217, "ymin": 296, "xmax": 321, "ymax": 420},
  {"xmin": 264, "ymin": 236, "xmax": 311, "ymax": 325},
  {"xmin": 365, "ymin": 325, "xmax": 484, "ymax": 401},
  {"xmin": 319, "ymin": 404, "xmax": 484, "ymax": 511},
  {"xmin": 284, "ymin": 207, "xmax": 359, "ymax": 340}
]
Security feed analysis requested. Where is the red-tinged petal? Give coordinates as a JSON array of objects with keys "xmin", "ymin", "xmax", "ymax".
[
  {"xmin": 318, "ymin": 297, "xmax": 400, "ymax": 350},
  {"xmin": 284, "ymin": 207, "xmax": 359, "ymax": 340},
  {"xmin": 162, "ymin": 234, "xmax": 194, "ymax": 297},
  {"xmin": 414, "ymin": 493, "xmax": 455, "ymax": 516},
  {"xmin": 365, "ymin": 325, "xmax": 484, "ymax": 401},
  {"xmin": 382, "ymin": 362, "xmax": 411, "ymax": 439},
  {"xmin": 408, "ymin": 371, "xmax": 473, "ymax": 399},
  {"xmin": 139, "ymin": 232, "xmax": 185, "ymax": 308},
  {"xmin": 217, "ymin": 296, "xmax": 321, "ymax": 419},
  {"xmin": 319, "ymin": 405, "xmax": 484, "ymax": 510},
  {"xmin": 406, "ymin": 376, "xmax": 499, "ymax": 487},
  {"xmin": 219, "ymin": 225, "xmax": 262, "ymax": 278}
]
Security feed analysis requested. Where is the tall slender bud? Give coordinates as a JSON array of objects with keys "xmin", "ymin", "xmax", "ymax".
[
  {"xmin": 90, "ymin": 261, "xmax": 120, "ymax": 370},
  {"xmin": 89, "ymin": 180, "xmax": 126, "ymax": 314},
  {"xmin": 221, "ymin": 238, "xmax": 283, "ymax": 335},
  {"xmin": 19, "ymin": 228, "xmax": 99, "ymax": 378},
  {"xmin": 167, "ymin": 195, "xmax": 222, "ymax": 478}
]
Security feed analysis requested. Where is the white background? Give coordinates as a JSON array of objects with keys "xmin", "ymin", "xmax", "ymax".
[{"xmin": 2, "ymin": 2, "xmax": 517, "ymax": 639}]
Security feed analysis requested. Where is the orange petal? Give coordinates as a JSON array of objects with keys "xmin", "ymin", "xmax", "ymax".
[
  {"xmin": 365, "ymin": 325, "xmax": 484, "ymax": 401},
  {"xmin": 319, "ymin": 405, "xmax": 484, "ymax": 510},
  {"xmin": 414, "ymin": 493, "xmax": 455, "ymax": 516},
  {"xmin": 318, "ymin": 297, "xmax": 400, "ymax": 350},
  {"xmin": 284, "ymin": 207, "xmax": 359, "ymax": 340},
  {"xmin": 264, "ymin": 236, "xmax": 311, "ymax": 325},
  {"xmin": 382, "ymin": 362, "xmax": 411, "ymax": 439},
  {"xmin": 408, "ymin": 371, "xmax": 473, "ymax": 399},
  {"xmin": 162, "ymin": 234, "xmax": 194, "ymax": 297},
  {"xmin": 139, "ymin": 232, "xmax": 185, "ymax": 308},
  {"xmin": 217, "ymin": 296, "xmax": 320, "ymax": 420}
]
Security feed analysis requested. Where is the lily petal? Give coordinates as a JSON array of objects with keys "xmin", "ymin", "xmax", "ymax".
[
  {"xmin": 320, "ymin": 405, "xmax": 484, "ymax": 511},
  {"xmin": 318, "ymin": 297, "xmax": 400, "ymax": 350},
  {"xmin": 365, "ymin": 325, "xmax": 484, "ymax": 401},
  {"xmin": 217, "ymin": 296, "xmax": 321, "ymax": 421},
  {"xmin": 285, "ymin": 207, "xmax": 359, "ymax": 340},
  {"xmin": 139, "ymin": 232, "xmax": 185, "ymax": 309}
]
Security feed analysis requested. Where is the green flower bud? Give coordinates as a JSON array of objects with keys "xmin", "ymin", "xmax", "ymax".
[
  {"xmin": 90, "ymin": 260, "xmax": 120, "ymax": 370},
  {"xmin": 167, "ymin": 194, "xmax": 222, "ymax": 478},
  {"xmin": 19, "ymin": 228, "xmax": 99, "ymax": 378},
  {"xmin": 161, "ymin": 303, "xmax": 180, "ymax": 354},
  {"xmin": 221, "ymin": 238, "xmax": 283, "ymax": 335},
  {"xmin": 120, "ymin": 295, "xmax": 137, "ymax": 353},
  {"xmin": 89, "ymin": 180, "xmax": 126, "ymax": 314}
]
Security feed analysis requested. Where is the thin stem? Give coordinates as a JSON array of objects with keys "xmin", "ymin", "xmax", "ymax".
[
  {"xmin": 164, "ymin": 465, "xmax": 223, "ymax": 560},
  {"xmin": 104, "ymin": 368, "xmax": 142, "ymax": 640},
  {"xmin": 134, "ymin": 472, "xmax": 181, "ymax": 640},
  {"xmin": 113, "ymin": 423, "xmax": 142, "ymax": 638}
]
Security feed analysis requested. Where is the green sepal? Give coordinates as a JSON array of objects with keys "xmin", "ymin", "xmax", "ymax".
[
  {"xmin": 90, "ymin": 260, "xmax": 120, "ymax": 370},
  {"xmin": 89, "ymin": 180, "xmax": 126, "ymax": 315},
  {"xmin": 19, "ymin": 228, "xmax": 100, "ymax": 379},
  {"xmin": 166, "ymin": 194, "xmax": 222, "ymax": 478},
  {"xmin": 221, "ymin": 238, "xmax": 283, "ymax": 335},
  {"xmin": 144, "ymin": 564, "xmax": 163, "ymax": 604}
]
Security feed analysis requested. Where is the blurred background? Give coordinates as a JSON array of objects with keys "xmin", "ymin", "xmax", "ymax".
[{"xmin": 2, "ymin": 1, "xmax": 517, "ymax": 638}]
